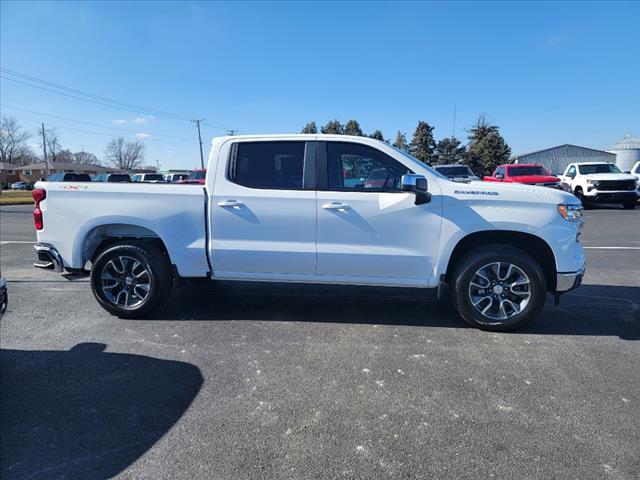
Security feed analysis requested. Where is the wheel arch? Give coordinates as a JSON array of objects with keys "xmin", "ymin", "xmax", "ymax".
[
  {"xmin": 78, "ymin": 223, "xmax": 171, "ymax": 269},
  {"xmin": 444, "ymin": 230, "xmax": 557, "ymax": 291}
]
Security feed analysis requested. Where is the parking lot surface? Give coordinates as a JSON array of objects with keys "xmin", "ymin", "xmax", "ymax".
[{"xmin": 1, "ymin": 204, "xmax": 639, "ymax": 479}]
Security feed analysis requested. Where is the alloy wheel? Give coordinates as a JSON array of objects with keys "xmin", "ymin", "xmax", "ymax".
[{"xmin": 100, "ymin": 255, "xmax": 151, "ymax": 309}]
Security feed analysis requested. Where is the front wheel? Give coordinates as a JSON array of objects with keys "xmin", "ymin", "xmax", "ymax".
[
  {"xmin": 90, "ymin": 241, "xmax": 173, "ymax": 318},
  {"xmin": 451, "ymin": 246, "xmax": 547, "ymax": 331}
]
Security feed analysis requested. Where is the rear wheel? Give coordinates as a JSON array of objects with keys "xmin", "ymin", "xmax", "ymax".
[
  {"xmin": 622, "ymin": 202, "xmax": 636, "ymax": 210},
  {"xmin": 451, "ymin": 246, "xmax": 547, "ymax": 331},
  {"xmin": 90, "ymin": 241, "xmax": 173, "ymax": 318}
]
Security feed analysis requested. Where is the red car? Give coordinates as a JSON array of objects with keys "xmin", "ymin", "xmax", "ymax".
[
  {"xmin": 483, "ymin": 164, "xmax": 561, "ymax": 188},
  {"xmin": 178, "ymin": 169, "xmax": 207, "ymax": 185}
]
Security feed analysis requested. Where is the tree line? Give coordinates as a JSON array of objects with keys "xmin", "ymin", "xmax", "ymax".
[
  {"xmin": 301, "ymin": 116, "xmax": 511, "ymax": 176},
  {"xmin": 0, "ymin": 116, "xmax": 147, "ymax": 171}
]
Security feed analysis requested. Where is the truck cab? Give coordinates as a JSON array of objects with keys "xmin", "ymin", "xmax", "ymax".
[{"xmin": 483, "ymin": 164, "xmax": 561, "ymax": 188}]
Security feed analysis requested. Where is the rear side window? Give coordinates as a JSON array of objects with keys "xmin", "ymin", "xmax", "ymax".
[
  {"xmin": 327, "ymin": 142, "xmax": 411, "ymax": 191},
  {"xmin": 230, "ymin": 141, "xmax": 305, "ymax": 190}
]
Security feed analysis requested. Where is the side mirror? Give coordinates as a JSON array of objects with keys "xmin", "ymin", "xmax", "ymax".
[
  {"xmin": 495, "ymin": 173, "xmax": 504, "ymax": 180},
  {"xmin": 401, "ymin": 174, "xmax": 431, "ymax": 205}
]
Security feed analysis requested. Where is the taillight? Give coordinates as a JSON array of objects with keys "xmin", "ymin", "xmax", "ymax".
[{"xmin": 32, "ymin": 188, "xmax": 46, "ymax": 230}]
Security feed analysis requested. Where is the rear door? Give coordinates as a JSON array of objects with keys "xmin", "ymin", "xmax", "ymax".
[
  {"xmin": 315, "ymin": 141, "xmax": 442, "ymax": 286},
  {"xmin": 210, "ymin": 140, "xmax": 317, "ymax": 278}
]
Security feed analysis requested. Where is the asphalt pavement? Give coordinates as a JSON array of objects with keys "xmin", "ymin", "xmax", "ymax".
[{"xmin": 1, "ymin": 204, "xmax": 639, "ymax": 479}]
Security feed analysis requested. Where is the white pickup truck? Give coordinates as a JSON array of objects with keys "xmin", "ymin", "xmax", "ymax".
[
  {"xmin": 32, "ymin": 135, "xmax": 586, "ymax": 331},
  {"xmin": 558, "ymin": 162, "xmax": 639, "ymax": 209}
]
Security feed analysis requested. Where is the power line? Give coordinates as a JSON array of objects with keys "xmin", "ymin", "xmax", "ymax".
[
  {"xmin": 0, "ymin": 67, "xmax": 235, "ymax": 130},
  {"xmin": 1, "ymin": 104, "xmax": 195, "ymax": 141}
]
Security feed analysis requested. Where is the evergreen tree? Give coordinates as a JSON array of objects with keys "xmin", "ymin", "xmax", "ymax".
[
  {"xmin": 344, "ymin": 119, "xmax": 364, "ymax": 136},
  {"xmin": 301, "ymin": 121, "xmax": 318, "ymax": 134},
  {"xmin": 369, "ymin": 130, "xmax": 384, "ymax": 141},
  {"xmin": 435, "ymin": 137, "xmax": 466, "ymax": 165},
  {"xmin": 320, "ymin": 119, "xmax": 344, "ymax": 135},
  {"xmin": 464, "ymin": 115, "xmax": 511, "ymax": 176},
  {"xmin": 393, "ymin": 131, "xmax": 409, "ymax": 152},
  {"xmin": 409, "ymin": 121, "xmax": 436, "ymax": 164}
]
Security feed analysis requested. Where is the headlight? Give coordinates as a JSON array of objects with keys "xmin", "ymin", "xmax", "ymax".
[
  {"xmin": 586, "ymin": 179, "xmax": 600, "ymax": 187},
  {"xmin": 558, "ymin": 204, "xmax": 584, "ymax": 222}
]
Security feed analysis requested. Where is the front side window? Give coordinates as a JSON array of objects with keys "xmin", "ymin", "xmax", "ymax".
[
  {"xmin": 495, "ymin": 167, "xmax": 505, "ymax": 177},
  {"xmin": 230, "ymin": 141, "xmax": 305, "ymax": 190},
  {"xmin": 327, "ymin": 142, "xmax": 411, "ymax": 191}
]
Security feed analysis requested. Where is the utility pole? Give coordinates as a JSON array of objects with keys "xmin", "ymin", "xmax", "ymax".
[
  {"xmin": 41, "ymin": 123, "xmax": 49, "ymax": 178},
  {"xmin": 452, "ymin": 103, "xmax": 456, "ymax": 139},
  {"xmin": 192, "ymin": 119, "xmax": 205, "ymax": 169}
]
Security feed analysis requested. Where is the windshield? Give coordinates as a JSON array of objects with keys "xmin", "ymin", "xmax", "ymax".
[
  {"xmin": 188, "ymin": 171, "xmax": 206, "ymax": 180},
  {"xmin": 509, "ymin": 166, "xmax": 548, "ymax": 176},
  {"xmin": 435, "ymin": 166, "xmax": 472, "ymax": 176},
  {"xmin": 144, "ymin": 174, "xmax": 164, "ymax": 181},
  {"xmin": 387, "ymin": 144, "xmax": 448, "ymax": 179},
  {"xmin": 578, "ymin": 163, "xmax": 622, "ymax": 174}
]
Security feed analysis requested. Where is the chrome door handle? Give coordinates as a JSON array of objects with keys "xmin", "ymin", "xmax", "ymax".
[
  {"xmin": 322, "ymin": 202, "xmax": 351, "ymax": 210},
  {"xmin": 217, "ymin": 200, "xmax": 244, "ymax": 208}
]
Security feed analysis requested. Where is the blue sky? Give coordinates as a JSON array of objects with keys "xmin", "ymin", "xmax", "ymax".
[{"xmin": 1, "ymin": 1, "xmax": 639, "ymax": 170}]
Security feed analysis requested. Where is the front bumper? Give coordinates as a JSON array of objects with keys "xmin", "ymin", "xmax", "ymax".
[
  {"xmin": 584, "ymin": 190, "xmax": 638, "ymax": 203},
  {"xmin": 34, "ymin": 243, "xmax": 64, "ymax": 272},
  {"xmin": 555, "ymin": 267, "xmax": 585, "ymax": 293}
]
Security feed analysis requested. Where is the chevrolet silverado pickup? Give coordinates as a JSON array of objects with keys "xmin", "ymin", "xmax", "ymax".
[
  {"xmin": 558, "ymin": 162, "xmax": 639, "ymax": 208},
  {"xmin": 32, "ymin": 135, "xmax": 586, "ymax": 331}
]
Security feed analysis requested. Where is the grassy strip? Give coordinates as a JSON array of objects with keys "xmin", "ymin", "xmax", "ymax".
[{"xmin": 0, "ymin": 190, "xmax": 33, "ymax": 205}]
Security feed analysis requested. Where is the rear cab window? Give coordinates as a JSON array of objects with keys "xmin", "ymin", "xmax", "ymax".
[{"xmin": 229, "ymin": 141, "xmax": 305, "ymax": 190}]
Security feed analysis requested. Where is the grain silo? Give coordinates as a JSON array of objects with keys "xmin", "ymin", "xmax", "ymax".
[{"xmin": 607, "ymin": 135, "xmax": 640, "ymax": 172}]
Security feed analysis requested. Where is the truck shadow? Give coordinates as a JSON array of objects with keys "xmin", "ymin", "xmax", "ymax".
[
  {"xmin": 0, "ymin": 343, "xmax": 203, "ymax": 480},
  {"xmin": 158, "ymin": 282, "xmax": 640, "ymax": 340}
]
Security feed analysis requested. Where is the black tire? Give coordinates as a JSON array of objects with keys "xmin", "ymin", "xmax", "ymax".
[
  {"xmin": 90, "ymin": 240, "xmax": 173, "ymax": 318},
  {"xmin": 622, "ymin": 203, "xmax": 636, "ymax": 210},
  {"xmin": 451, "ymin": 245, "xmax": 547, "ymax": 331},
  {"xmin": 574, "ymin": 188, "xmax": 591, "ymax": 209}
]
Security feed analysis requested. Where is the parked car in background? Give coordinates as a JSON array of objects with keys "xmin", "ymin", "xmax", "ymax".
[
  {"xmin": 131, "ymin": 173, "xmax": 165, "ymax": 183},
  {"xmin": 630, "ymin": 161, "xmax": 640, "ymax": 181},
  {"xmin": 0, "ymin": 275, "xmax": 7, "ymax": 318},
  {"xmin": 177, "ymin": 169, "xmax": 206, "ymax": 185},
  {"xmin": 47, "ymin": 173, "xmax": 92, "ymax": 182},
  {"xmin": 434, "ymin": 164, "xmax": 480, "ymax": 183},
  {"xmin": 164, "ymin": 173, "xmax": 190, "ymax": 183},
  {"xmin": 558, "ymin": 162, "xmax": 639, "ymax": 209},
  {"xmin": 483, "ymin": 164, "xmax": 561, "ymax": 188},
  {"xmin": 31, "ymin": 134, "xmax": 586, "ymax": 332},
  {"xmin": 92, "ymin": 173, "xmax": 132, "ymax": 183},
  {"xmin": 10, "ymin": 181, "xmax": 32, "ymax": 190}
]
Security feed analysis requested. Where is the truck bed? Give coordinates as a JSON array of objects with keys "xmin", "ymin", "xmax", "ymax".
[{"xmin": 35, "ymin": 182, "xmax": 210, "ymax": 277}]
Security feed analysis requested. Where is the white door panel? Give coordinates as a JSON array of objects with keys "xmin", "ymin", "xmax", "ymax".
[
  {"xmin": 316, "ymin": 191, "xmax": 442, "ymax": 283},
  {"xmin": 212, "ymin": 190, "xmax": 316, "ymax": 274}
]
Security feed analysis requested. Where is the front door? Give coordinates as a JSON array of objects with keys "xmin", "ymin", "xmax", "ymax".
[
  {"xmin": 211, "ymin": 140, "xmax": 316, "ymax": 278},
  {"xmin": 316, "ymin": 141, "xmax": 442, "ymax": 286}
]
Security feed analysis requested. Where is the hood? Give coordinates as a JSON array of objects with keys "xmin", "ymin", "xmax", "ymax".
[
  {"xmin": 509, "ymin": 175, "xmax": 559, "ymax": 184},
  {"xmin": 441, "ymin": 178, "xmax": 576, "ymax": 205},
  {"xmin": 582, "ymin": 173, "xmax": 636, "ymax": 181}
]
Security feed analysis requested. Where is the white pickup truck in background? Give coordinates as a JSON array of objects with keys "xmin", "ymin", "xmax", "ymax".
[
  {"xmin": 32, "ymin": 135, "xmax": 586, "ymax": 331},
  {"xmin": 558, "ymin": 162, "xmax": 639, "ymax": 209}
]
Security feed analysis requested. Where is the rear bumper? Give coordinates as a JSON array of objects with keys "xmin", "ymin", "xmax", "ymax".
[
  {"xmin": 33, "ymin": 243, "xmax": 64, "ymax": 272},
  {"xmin": 555, "ymin": 267, "xmax": 585, "ymax": 293}
]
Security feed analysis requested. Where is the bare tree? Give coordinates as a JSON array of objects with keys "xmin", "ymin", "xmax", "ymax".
[
  {"xmin": 73, "ymin": 150, "xmax": 99, "ymax": 165},
  {"xmin": 0, "ymin": 117, "xmax": 33, "ymax": 165},
  {"xmin": 42, "ymin": 127, "xmax": 61, "ymax": 162},
  {"xmin": 104, "ymin": 137, "xmax": 145, "ymax": 171}
]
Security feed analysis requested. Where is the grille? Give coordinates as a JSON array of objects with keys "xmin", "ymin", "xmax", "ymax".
[{"xmin": 597, "ymin": 180, "xmax": 636, "ymax": 191}]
